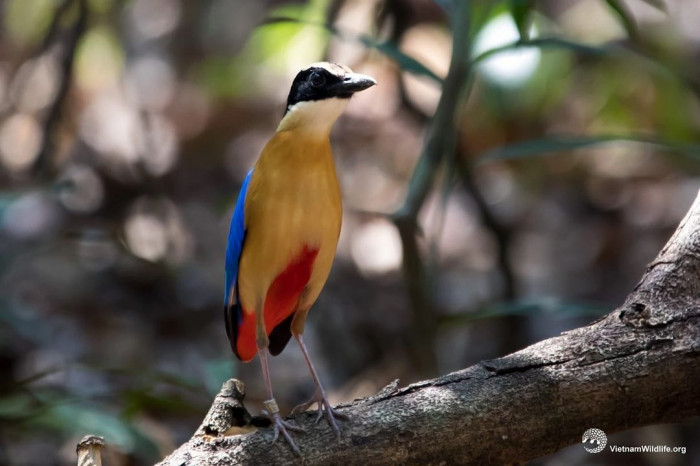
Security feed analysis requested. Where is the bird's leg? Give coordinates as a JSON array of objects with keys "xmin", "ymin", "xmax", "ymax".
[
  {"xmin": 292, "ymin": 333, "xmax": 347, "ymax": 436},
  {"xmin": 257, "ymin": 326, "xmax": 304, "ymax": 455}
]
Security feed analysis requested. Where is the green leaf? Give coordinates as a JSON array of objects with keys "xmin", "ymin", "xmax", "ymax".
[
  {"xmin": 638, "ymin": 0, "xmax": 666, "ymax": 11},
  {"xmin": 470, "ymin": 36, "xmax": 677, "ymax": 83},
  {"xmin": 0, "ymin": 393, "xmax": 35, "ymax": 420},
  {"xmin": 440, "ymin": 298, "xmax": 606, "ymax": 327},
  {"xmin": 510, "ymin": 0, "xmax": 535, "ymax": 41},
  {"xmin": 477, "ymin": 134, "xmax": 700, "ymax": 162},
  {"xmin": 261, "ymin": 16, "xmax": 443, "ymax": 84},
  {"xmin": 359, "ymin": 37, "xmax": 443, "ymax": 83},
  {"xmin": 471, "ymin": 37, "xmax": 609, "ymax": 66},
  {"xmin": 0, "ymin": 383, "xmax": 167, "ymax": 464},
  {"xmin": 50, "ymin": 404, "xmax": 160, "ymax": 460},
  {"xmin": 604, "ymin": 0, "xmax": 639, "ymax": 41}
]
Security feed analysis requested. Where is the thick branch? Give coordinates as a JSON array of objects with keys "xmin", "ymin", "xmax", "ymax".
[{"xmin": 157, "ymin": 192, "xmax": 700, "ymax": 465}]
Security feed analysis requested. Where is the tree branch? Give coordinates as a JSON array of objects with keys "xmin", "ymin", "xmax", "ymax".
[
  {"xmin": 456, "ymin": 142, "xmax": 515, "ymax": 300},
  {"xmin": 391, "ymin": 1, "xmax": 473, "ymax": 377},
  {"xmin": 32, "ymin": 0, "xmax": 88, "ymax": 178},
  {"xmin": 156, "ymin": 192, "xmax": 700, "ymax": 465}
]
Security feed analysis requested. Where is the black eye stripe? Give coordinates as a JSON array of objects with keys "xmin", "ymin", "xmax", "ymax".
[{"xmin": 284, "ymin": 67, "xmax": 346, "ymax": 114}]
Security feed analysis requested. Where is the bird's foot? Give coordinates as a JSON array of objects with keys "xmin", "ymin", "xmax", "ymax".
[
  {"xmin": 262, "ymin": 399, "xmax": 304, "ymax": 456},
  {"xmin": 292, "ymin": 390, "xmax": 347, "ymax": 437}
]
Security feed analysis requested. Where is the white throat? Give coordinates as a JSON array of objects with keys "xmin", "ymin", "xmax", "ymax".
[{"xmin": 277, "ymin": 98, "xmax": 349, "ymax": 134}]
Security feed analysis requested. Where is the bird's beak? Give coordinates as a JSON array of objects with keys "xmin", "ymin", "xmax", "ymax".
[{"xmin": 334, "ymin": 72, "xmax": 377, "ymax": 95}]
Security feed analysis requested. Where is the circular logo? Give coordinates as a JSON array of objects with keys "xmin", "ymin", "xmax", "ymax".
[{"xmin": 582, "ymin": 428, "xmax": 607, "ymax": 453}]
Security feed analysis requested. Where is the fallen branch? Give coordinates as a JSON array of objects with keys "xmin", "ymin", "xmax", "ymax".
[{"xmin": 157, "ymin": 192, "xmax": 700, "ymax": 465}]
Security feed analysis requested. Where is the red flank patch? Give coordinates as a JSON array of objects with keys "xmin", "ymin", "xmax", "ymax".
[{"xmin": 236, "ymin": 246, "xmax": 318, "ymax": 361}]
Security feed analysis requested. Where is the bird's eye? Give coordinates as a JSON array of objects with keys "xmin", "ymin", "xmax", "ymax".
[{"xmin": 310, "ymin": 72, "xmax": 326, "ymax": 87}]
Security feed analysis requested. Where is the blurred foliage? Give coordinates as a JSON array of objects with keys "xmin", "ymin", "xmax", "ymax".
[
  {"xmin": 1, "ymin": 0, "xmax": 699, "ymax": 464},
  {"xmin": 480, "ymin": 134, "xmax": 700, "ymax": 162},
  {"xmin": 5, "ymin": 0, "xmax": 59, "ymax": 45}
]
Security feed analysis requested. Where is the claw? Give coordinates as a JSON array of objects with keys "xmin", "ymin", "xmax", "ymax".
[
  {"xmin": 265, "ymin": 412, "xmax": 304, "ymax": 456},
  {"xmin": 293, "ymin": 390, "xmax": 347, "ymax": 437},
  {"xmin": 291, "ymin": 399, "xmax": 315, "ymax": 415}
]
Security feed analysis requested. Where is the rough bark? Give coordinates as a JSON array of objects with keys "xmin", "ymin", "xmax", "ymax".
[
  {"xmin": 76, "ymin": 435, "xmax": 105, "ymax": 466},
  {"xmin": 157, "ymin": 192, "xmax": 700, "ymax": 466}
]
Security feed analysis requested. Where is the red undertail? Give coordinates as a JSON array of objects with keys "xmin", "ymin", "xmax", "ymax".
[{"xmin": 236, "ymin": 246, "xmax": 318, "ymax": 361}]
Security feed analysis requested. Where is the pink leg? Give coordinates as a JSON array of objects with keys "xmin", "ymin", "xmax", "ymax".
[
  {"xmin": 292, "ymin": 334, "xmax": 347, "ymax": 437},
  {"xmin": 258, "ymin": 347, "xmax": 304, "ymax": 456}
]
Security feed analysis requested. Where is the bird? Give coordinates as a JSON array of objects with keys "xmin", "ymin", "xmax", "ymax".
[{"xmin": 223, "ymin": 62, "xmax": 376, "ymax": 455}]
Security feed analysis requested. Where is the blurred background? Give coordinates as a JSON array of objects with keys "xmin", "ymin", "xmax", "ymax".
[{"xmin": 1, "ymin": 0, "xmax": 699, "ymax": 464}]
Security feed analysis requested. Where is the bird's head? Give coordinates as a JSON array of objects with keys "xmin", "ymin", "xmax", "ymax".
[{"xmin": 277, "ymin": 62, "xmax": 376, "ymax": 133}]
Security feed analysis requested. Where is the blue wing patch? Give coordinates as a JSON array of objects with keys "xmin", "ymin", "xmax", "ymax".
[{"xmin": 224, "ymin": 169, "xmax": 252, "ymax": 351}]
